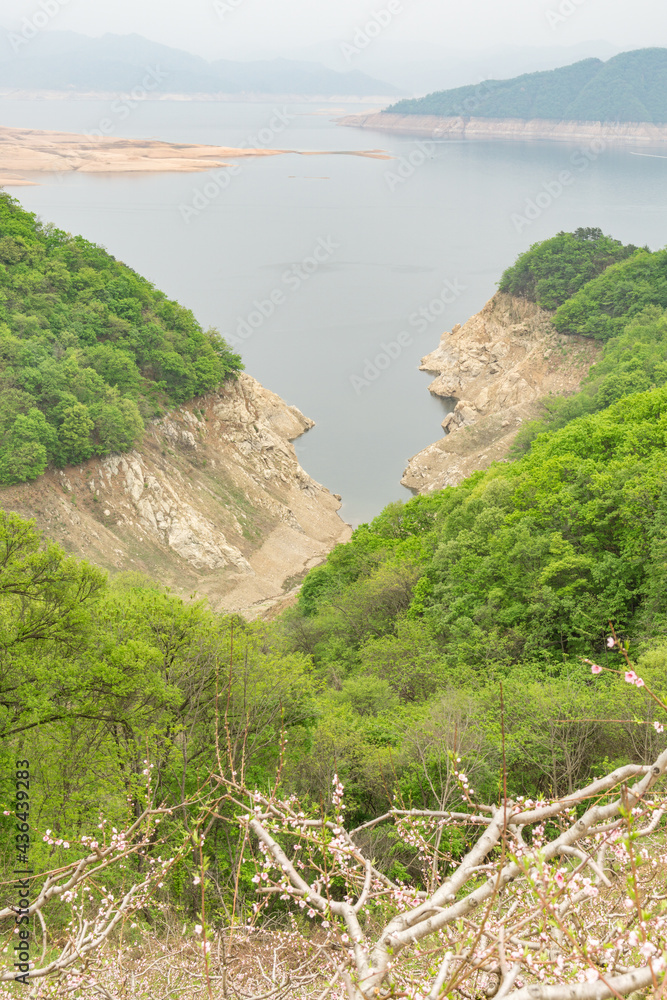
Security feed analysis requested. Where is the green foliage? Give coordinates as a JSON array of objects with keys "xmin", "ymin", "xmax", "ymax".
[
  {"xmin": 0, "ymin": 515, "xmax": 316, "ymax": 917},
  {"xmin": 552, "ymin": 248, "xmax": 667, "ymax": 340},
  {"xmin": 498, "ymin": 228, "xmax": 639, "ymax": 309},
  {"xmin": 0, "ymin": 193, "xmax": 243, "ymax": 484},
  {"xmin": 273, "ymin": 224, "xmax": 667, "ymax": 841},
  {"xmin": 5, "ymin": 220, "xmax": 667, "ymax": 927},
  {"xmin": 498, "ymin": 231, "xmax": 667, "ymax": 456},
  {"xmin": 388, "ymin": 58, "xmax": 602, "ymax": 119},
  {"xmin": 422, "ymin": 390, "xmax": 667, "ymax": 665},
  {"xmin": 386, "ymin": 48, "xmax": 667, "ymax": 123},
  {"xmin": 511, "ymin": 306, "xmax": 667, "ymax": 453},
  {"xmin": 285, "ymin": 385, "xmax": 667, "ymax": 684}
]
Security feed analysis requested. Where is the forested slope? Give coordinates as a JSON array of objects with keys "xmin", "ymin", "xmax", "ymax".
[
  {"xmin": 2, "ymin": 225, "xmax": 667, "ymax": 955},
  {"xmin": 388, "ymin": 47, "xmax": 667, "ymax": 123},
  {"xmin": 0, "ymin": 193, "xmax": 242, "ymax": 484}
]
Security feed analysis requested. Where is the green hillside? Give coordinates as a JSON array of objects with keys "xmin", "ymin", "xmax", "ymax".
[
  {"xmin": 387, "ymin": 48, "xmax": 667, "ymax": 123},
  {"xmin": 290, "ymin": 231, "xmax": 667, "ymax": 670},
  {"xmin": 2, "ymin": 226, "xmax": 667, "ymax": 973},
  {"xmin": 0, "ymin": 194, "xmax": 242, "ymax": 485}
]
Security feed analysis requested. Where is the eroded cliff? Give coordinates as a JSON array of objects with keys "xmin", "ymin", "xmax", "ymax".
[
  {"xmin": 401, "ymin": 293, "xmax": 601, "ymax": 492},
  {"xmin": 0, "ymin": 373, "xmax": 351, "ymax": 617}
]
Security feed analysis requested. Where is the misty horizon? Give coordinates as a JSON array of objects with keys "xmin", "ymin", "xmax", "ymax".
[{"xmin": 1, "ymin": 0, "xmax": 666, "ymax": 66}]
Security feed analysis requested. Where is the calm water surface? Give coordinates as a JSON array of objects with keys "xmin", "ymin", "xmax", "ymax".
[{"xmin": 4, "ymin": 98, "xmax": 667, "ymax": 524}]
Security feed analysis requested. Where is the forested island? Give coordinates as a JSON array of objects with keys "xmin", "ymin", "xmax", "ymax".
[
  {"xmin": 388, "ymin": 47, "xmax": 667, "ymax": 123},
  {"xmin": 1, "ymin": 217, "xmax": 667, "ymax": 994}
]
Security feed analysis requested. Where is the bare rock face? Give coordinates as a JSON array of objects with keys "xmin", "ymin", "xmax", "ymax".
[
  {"xmin": 0, "ymin": 374, "xmax": 351, "ymax": 618},
  {"xmin": 337, "ymin": 113, "xmax": 667, "ymax": 146},
  {"xmin": 401, "ymin": 293, "xmax": 601, "ymax": 493}
]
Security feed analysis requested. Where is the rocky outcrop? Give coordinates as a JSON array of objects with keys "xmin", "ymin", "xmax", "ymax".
[
  {"xmin": 338, "ymin": 112, "xmax": 667, "ymax": 145},
  {"xmin": 401, "ymin": 293, "xmax": 602, "ymax": 493},
  {"xmin": 0, "ymin": 374, "xmax": 351, "ymax": 617}
]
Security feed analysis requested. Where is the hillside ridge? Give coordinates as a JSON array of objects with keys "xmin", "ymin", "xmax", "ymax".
[
  {"xmin": 385, "ymin": 48, "xmax": 667, "ymax": 123},
  {"xmin": 0, "ymin": 29, "xmax": 400, "ymax": 97}
]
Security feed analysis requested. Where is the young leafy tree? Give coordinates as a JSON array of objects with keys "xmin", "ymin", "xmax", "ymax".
[{"xmin": 0, "ymin": 512, "xmax": 106, "ymax": 743}]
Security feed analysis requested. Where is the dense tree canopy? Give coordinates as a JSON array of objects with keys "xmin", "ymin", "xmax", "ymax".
[
  {"xmin": 497, "ymin": 228, "xmax": 639, "ymax": 309},
  {"xmin": 1, "ymin": 225, "xmax": 667, "ymax": 993},
  {"xmin": 387, "ymin": 48, "xmax": 667, "ymax": 123},
  {"xmin": 0, "ymin": 194, "xmax": 242, "ymax": 484}
]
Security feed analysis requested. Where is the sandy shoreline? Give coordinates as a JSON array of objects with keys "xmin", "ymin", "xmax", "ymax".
[{"xmin": 0, "ymin": 125, "xmax": 391, "ymax": 186}]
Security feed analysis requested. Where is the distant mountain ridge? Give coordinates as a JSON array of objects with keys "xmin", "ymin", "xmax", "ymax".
[
  {"xmin": 0, "ymin": 30, "xmax": 400, "ymax": 97},
  {"xmin": 387, "ymin": 48, "xmax": 667, "ymax": 123}
]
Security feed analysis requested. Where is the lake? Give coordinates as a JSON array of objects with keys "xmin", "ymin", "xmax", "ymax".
[{"xmin": 4, "ymin": 97, "xmax": 667, "ymax": 524}]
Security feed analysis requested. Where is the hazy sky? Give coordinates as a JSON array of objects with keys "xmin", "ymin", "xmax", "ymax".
[{"xmin": 2, "ymin": 0, "xmax": 667, "ymax": 60}]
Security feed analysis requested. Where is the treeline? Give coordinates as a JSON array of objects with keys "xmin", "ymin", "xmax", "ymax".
[
  {"xmin": 0, "ymin": 194, "xmax": 242, "ymax": 485},
  {"xmin": 387, "ymin": 48, "xmax": 667, "ymax": 124}
]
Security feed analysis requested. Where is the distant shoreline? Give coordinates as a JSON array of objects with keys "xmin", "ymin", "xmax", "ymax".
[
  {"xmin": 337, "ymin": 112, "xmax": 667, "ymax": 146},
  {"xmin": 0, "ymin": 124, "xmax": 391, "ymax": 187},
  {"xmin": 0, "ymin": 90, "xmax": 399, "ymax": 105}
]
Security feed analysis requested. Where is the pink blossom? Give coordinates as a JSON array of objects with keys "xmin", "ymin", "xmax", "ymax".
[
  {"xmin": 654, "ymin": 721, "xmax": 664, "ymax": 734},
  {"xmin": 635, "ymin": 677, "xmax": 645, "ymax": 688},
  {"xmin": 555, "ymin": 871, "xmax": 565, "ymax": 887},
  {"xmin": 590, "ymin": 663, "xmax": 602, "ymax": 675},
  {"xmin": 607, "ymin": 636, "xmax": 615, "ymax": 648},
  {"xmin": 624, "ymin": 670, "xmax": 638, "ymax": 684}
]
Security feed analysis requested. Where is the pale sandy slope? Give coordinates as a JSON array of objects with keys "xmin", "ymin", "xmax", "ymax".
[
  {"xmin": 0, "ymin": 125, "xmax": 390, "ymax": 185},
  {"xmin": 0, "ymin": 374, "xmax": 352, "ymax": 620}
]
